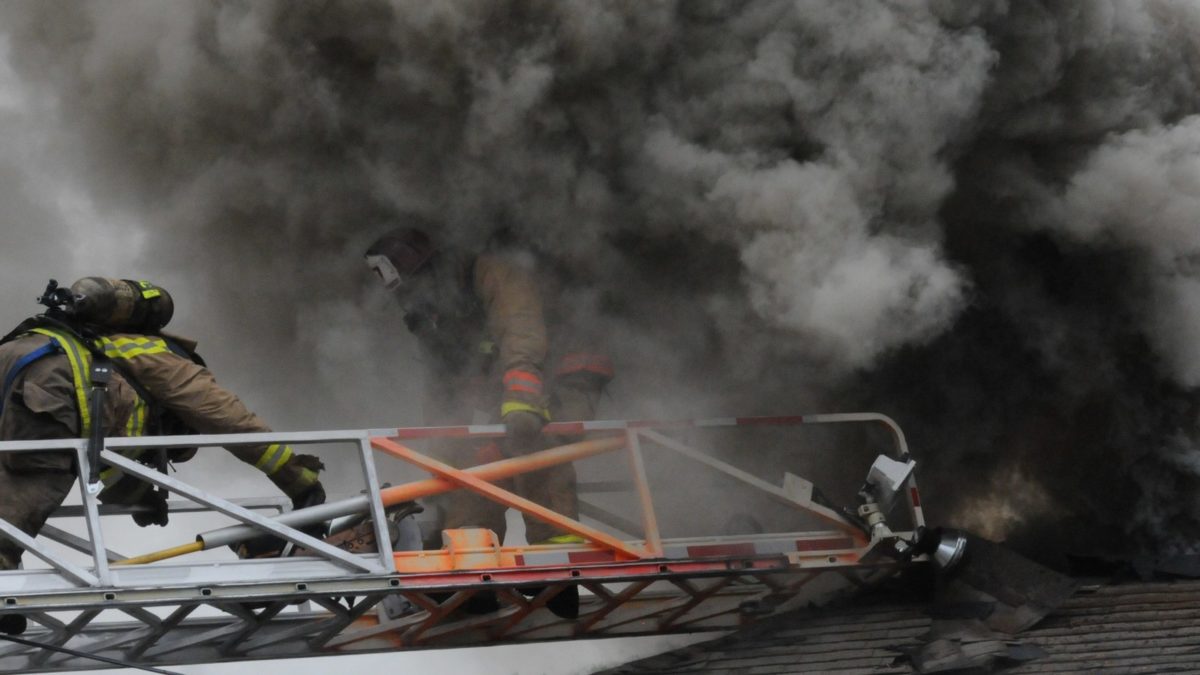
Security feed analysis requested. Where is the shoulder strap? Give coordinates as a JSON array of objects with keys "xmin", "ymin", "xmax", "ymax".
[
  {"xmin": 0, "ymin": 317, "xmax": 42, "ymax": 347},
  {"xmin": 162, "ymin": 336, "xmax": 205, "ymax": 367},
  {"xmin": 27, "ymin": 326, "xmax": 96, "ymax": 437}
]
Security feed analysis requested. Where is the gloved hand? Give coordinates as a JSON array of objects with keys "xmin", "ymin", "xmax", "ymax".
[
  {"xmin": 503, "ymin": 409, "xmax": 545, "ymax": 457},
  {"xmin": 293, "ymin": 481, "xmax": 326, "ymax": 512},
  {"xmin": 132, "ymin": 489, "xmax": 169, "ymax": 528},
  {"xmin": 234, "ymin": 482, "xmax": 328, "ymax": 560}
]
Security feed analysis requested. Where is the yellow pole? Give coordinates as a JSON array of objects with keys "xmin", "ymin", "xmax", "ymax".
[{"xmin": 114, "ymin": 541, "xmax": 203, "ymax": 566}]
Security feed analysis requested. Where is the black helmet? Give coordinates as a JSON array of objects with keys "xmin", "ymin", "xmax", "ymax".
[{"xmin": 364, "ymin": 227, "xmax": 438, "ymax": 292}]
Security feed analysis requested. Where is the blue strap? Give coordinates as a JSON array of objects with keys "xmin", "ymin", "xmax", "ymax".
[{"xmin": 0, "ymin": 342, "xmax": 60, "ymax": 417}]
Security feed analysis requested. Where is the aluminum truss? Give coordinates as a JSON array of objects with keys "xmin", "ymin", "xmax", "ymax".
[{"xmin": 0, "ymin": 413, "xmax": 927, "ymax": 672}]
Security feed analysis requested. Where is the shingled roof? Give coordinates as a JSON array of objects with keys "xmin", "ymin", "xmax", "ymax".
[{"xmin": 600, "ymin": 577, "xmax": 1200, "ymax": 674}]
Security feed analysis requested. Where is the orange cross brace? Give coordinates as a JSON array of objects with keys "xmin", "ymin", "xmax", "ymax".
[
  {"xmin": 375, "ymin": 436, "xmax": 627, "ymax": 507},
  {"xmin": 372, "ymin": 437, "xmax": 647, "ymax": 560}
]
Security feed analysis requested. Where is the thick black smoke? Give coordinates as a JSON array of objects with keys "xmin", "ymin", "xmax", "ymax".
[{"xmin": 3, "ymin": 0, "xmax": 1200, "ymax": 562}]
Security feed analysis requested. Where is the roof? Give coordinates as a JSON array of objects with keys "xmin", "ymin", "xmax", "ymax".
[{"xmin": 600, "ymin": 577, "xmax": 1200, "ymax": 674}]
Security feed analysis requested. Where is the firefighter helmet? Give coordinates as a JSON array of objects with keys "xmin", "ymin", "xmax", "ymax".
[{"xmin": 364, "ymin": 227, "xmax": 437, "ymax": 292}]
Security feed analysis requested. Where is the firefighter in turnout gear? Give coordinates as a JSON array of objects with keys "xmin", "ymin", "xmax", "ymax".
[
  {"xmin": 0, "ymin": 278, "xmax": 326, "ymax": 579},
  {"xmin": 366, "ymin": 223, "xmax": 613, "ymax": 546}
]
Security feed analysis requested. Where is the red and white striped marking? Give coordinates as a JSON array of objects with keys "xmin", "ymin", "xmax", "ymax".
[
  {"xmin": 511, "ymin": 533, "xmax": 858, "ymax": 567},
  {"xmin": 378, "ymin": 415, "xmax": 812, "ymax": 440}
]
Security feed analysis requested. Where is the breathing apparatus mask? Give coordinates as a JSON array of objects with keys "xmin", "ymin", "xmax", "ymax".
[{"xmin": 364, "ymin": 226, "xmax": 448, "ymax": 334}]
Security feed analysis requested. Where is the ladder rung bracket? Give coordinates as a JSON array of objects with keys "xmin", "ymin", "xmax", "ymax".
[
  {"xmin": 26, "ymin": 611, "xmax": 68, "ymax": 634},
  {"xmin": 658, "ymin": 576, "xmax": 738, "ymax": 631},
  {"xmin": 404, "ymin": 591, "xmax": 442, "ymax": 614},
  {"xmin": 142, "ymin": 611, "xmax": 250, "ymax": 659},
  {"xmin": 668, "ymin": 600, "xmax": 749, "ymax": 631},
  {"xmin": 237, "ymin": 614, "xmax": 337, "ymax": 655},
  {"xmin": 129, "ymin": 605, "xmax": 196, "ymax": 659},
  {"xmin": 0, "ymin": 612, "xmax": 79, "ymax": 666},
  {"xmin": 40, "ymin": 621, "xmax": 156, "ymax": 669},
  {"xmin": 575, "ymin": 580, "xmax": 653, "ymax": 635},
  {"xmin": 417, "ymin": 603, "xmax": 522, "ymax": 645},
  {"xmin": 120, "ymin": 605, "xmax": 164, "ymax": 630},
  {"xmin": 489, "ymin": 585, "xmax": 562, "ymax": 639},
  {"xmin": 218, "ymin": 601, "xmax": 288, "ymax": 657},
  {"xmin": 210, "ymin": 601, "xmax": 260, "ymax": 625},
  {"xmin": 39, "ymin": 608, "xmax": 163, "ymax": 669},
  {"xmin": 308, "ymin": 594, "xmax": 385, "ymax": 651},
  {"xmin": 28, "ymin": 609, "xmax": 91, "ymax": 667},
  {"xmin": 400, "ymin": 589, "xmax": 475, "ymax": 645},
  {"xmin": 308, "ymin": 596, "xmax": 351, "ymax": 618},
  {"xmin": 326, "ymin": 605, "xmax": 427, "ymax": 649}
]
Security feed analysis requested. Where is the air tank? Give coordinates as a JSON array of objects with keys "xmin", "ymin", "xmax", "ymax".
[{"xmin": 69, "ymin": 277, "xmax": 175, "ymax": 332}]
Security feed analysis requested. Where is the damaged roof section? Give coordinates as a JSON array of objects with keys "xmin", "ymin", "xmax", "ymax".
[
  {"xmin": 1006, "ymin": 580, "xmax": 1200, "ymax": 673},
  {"xmin": 603, "ymin": 579, "xmax": 1200, "ymax": 673},
  {"xmin": 602, "ymin": 538, "xmax": 1200, "ymax": 674}
]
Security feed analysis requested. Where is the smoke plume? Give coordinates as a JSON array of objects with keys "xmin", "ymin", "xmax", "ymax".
[{"xmin": 4, "ymin": 0, "xmax": 1200, "ymax": 562}]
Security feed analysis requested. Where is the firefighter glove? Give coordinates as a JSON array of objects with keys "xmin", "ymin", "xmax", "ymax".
[
  {"xmin": 132, "ymin": 489, "xmax": 170, "ymax": 528},
  {"xmin": 293, "ymin": 480, "xmax": 326, "ymax": 512},
  {"xmin": 503, "ymin": 409, "xmax": 545, "ymax": 457}
]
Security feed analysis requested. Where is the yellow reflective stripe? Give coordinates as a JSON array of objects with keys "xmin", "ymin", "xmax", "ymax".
[
  {"xmin": 500, "ymin": 401, "xmax": 551, "ymax": 421},
  {"xmin": 28, "ymin": 328, "xmax": 93, "ymax": 437},
  {"xmin": 97, "ymin": 336, "xmax": 170, "ymax": 360},
  {"xmin": 99, "ymin": 449, "xmax": 145, "ymax": 487},
  {"xmin": 125, "ymin": 398, "xmax": 148, "ymax": 436},
  {"xmin": 540, "ymin": 534, "xmax": 587, "ymax": 545},
  {"xmin": 254, "ymin": 443, "xmax": 281, "ymax": 469},
  {"xmin": 294, "ymin": 467, "xmax": 320, "ymax": 492},
  {"xmin": 136, "ymin": 281, "xmax": 162, "ymax": 299},
  {"xmin": 267, "ymin": 445, "xmax": 293, "ymax": 476},
  {"xmin": 255, "ymin": 444, "xmax": 293, "ymax": 476}
]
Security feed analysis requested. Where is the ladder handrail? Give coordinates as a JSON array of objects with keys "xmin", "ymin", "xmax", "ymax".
[{"xmin": 0, "ymin": 412, "xmax": 917, "ymax": 586}]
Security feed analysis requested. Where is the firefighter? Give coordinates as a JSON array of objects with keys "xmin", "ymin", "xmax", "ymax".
[
  {"xmin": 0, "ymin": 278, "xmax": 326, "ymax": 601},
  {"xmin": 365, "ymin": 222, "xmax": 613, "ymax": 547}
]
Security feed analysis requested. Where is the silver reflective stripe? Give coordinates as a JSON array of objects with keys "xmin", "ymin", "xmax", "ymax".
[{"xmin": 254, "ymin": 444, "xmax": 292, "ymax": 476}]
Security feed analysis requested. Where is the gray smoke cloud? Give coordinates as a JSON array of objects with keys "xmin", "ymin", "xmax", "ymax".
[{"xmin": 4, "ymin": 0, "xmax": 1200, "ymax": 563}]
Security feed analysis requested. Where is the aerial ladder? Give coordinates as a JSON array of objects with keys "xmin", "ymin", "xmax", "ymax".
[{"xmin": 0, "ymin": 413, "xmax": 955, "ymax": 673}]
